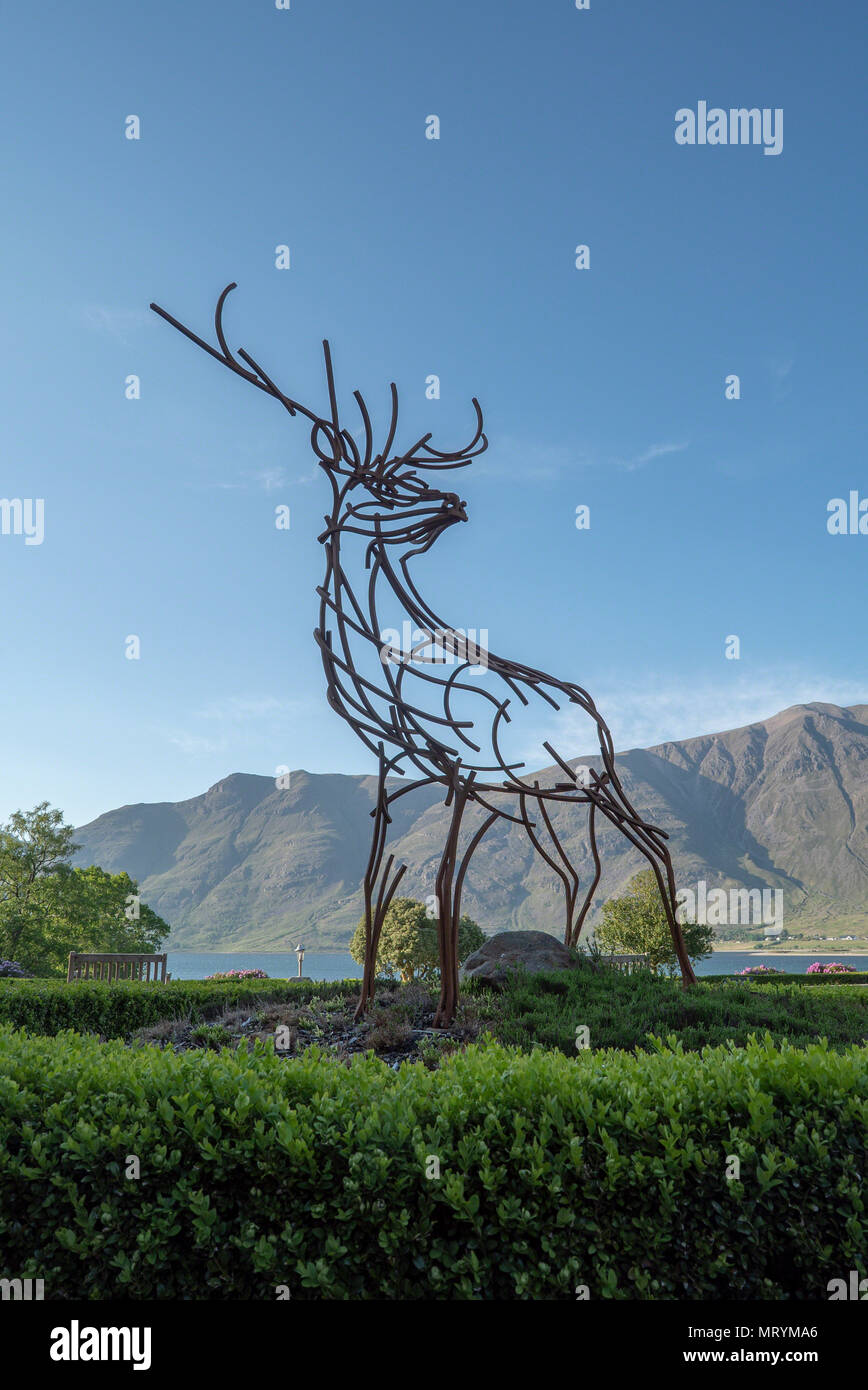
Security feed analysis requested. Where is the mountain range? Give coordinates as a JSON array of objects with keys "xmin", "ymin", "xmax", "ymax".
[{"xmin": 72, "ymin": 702, "xmax": 868, "ymax": 950}]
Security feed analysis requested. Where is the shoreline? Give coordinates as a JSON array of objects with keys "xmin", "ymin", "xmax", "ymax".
[
  {"xmin": 712, "ymin": 947, "xmax": 868, "ymax": 955},
  {"xmin": 167, "ymin": 945, "xmax": 868, "ymax": 955}
]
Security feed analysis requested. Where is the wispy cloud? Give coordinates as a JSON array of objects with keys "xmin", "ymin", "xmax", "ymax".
[
  {"xmin": 209, "ymin": 465, "xmax": 318, "ymax": 492},
  {"xmin": 194, "ymin": 695, "xmax": 305, "ymax": 722},
  {"xmin": 768, "ymin": 356, "xmax": 794, "ymax": 402},
  {"xmin": 474, "ymin": 435, "xmax": 574, "ymax": 481},
  {"xmin": 166, "ymin": 731, "xmax": 228, "ymax": 756},
  {"xmin": 475, "ymin": 435, "xmax": 689, "ymax": 481},
  {"xmin": 617, "ymin": 441, "xmax": 689, "ymax": 472},
  {"xmin": 164, "ymin": 695, "xmax": 308, "ymax": 757},
  {"xmin": 251, "ymin": 467, "xmax": 287, "ymax": 493},
  {"xmin": 521, "ymin": 672, "xmax": 867, "ymax": 765},
  {"xmin": 82, "ymin": 305, "xmax": 152, "ymax": 341}
]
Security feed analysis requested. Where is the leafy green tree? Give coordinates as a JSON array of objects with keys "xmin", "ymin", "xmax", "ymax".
[
  {"xmin": 594, "ymin": 870, "xmax": 713, "ymax": 975},
  {"xmin": 0, "ymin": 803, "xmax": 80, "ymax": 970},
  {"xmin": 47, "ymin": 865, "xmax": 169, "ymax": 963},
  {"xmin": 0, "ymin": 803, "xmax": 169, "ymax": 975},
  {"xmin": 350, "ymin": 897, "xmax": 486, "ymax": 982}
]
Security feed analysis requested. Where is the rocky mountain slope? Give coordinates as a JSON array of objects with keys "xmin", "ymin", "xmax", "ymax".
[{"xmin": 72, "ymin": 703, "xmax": 868, "ymax": 949}]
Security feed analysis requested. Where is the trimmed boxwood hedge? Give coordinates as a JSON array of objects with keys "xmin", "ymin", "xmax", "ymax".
[
  {"xmin": 728, "ymin": 972, "xmax": 868, "ymax": 986},
  {"xmin": 0, "ymin": 976, "xmax": 357, "ymax": 1037},
  {"xmin": 0, "ymin": 1026, "xmax": 865, "ymax": 1300}
]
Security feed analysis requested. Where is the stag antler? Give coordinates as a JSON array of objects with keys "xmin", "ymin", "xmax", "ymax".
[{"xmin": 150, "ymin": 283, "xmax": 488, "ymax": 478}]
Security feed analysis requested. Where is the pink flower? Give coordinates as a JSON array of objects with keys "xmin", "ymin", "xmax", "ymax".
[
  {"xmin": 806, "ymin": 961, "xmax": 856, "ymax": 974},
  {"xmin": 205, "ymin": 968, "xmax": 269, "ymax": 980}
]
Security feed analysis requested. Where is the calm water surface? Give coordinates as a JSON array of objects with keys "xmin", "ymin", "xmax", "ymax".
[
  {"xmin": 167, "ymin": 951, "xmax": 363, "ymax": 981},
  {"xmin": 166, "ymin": 949, "xmax": 868, "ymax": 980}
]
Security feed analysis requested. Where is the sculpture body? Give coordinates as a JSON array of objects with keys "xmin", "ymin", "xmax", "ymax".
[{"xmin": 151, "ymin": 285, "xmax": 698, "ymax": 1023}]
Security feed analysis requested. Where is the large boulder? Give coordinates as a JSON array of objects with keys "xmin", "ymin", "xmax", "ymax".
[{"xmin": 459, "ymin": 930, "xmax": 573, "ymax": 986}]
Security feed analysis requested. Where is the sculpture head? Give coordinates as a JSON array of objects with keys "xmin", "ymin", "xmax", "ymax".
[
  {"xmin": 149, "ymin": 282, "xmax": 486, "ymax": 549},
  {"xmin": 336, "ymin": 465, "xmax": 469, "ymax": 548},
  {"xmin": 307, "ymin": 339, "xmax": 482, "ymax": 547}
]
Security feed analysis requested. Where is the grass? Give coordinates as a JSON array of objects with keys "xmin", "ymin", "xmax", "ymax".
[{"xmin": 481, "ymin": 957, "xmax": 868, "ymax": 1054}]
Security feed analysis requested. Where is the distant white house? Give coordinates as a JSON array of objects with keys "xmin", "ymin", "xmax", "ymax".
[{"xmin": 763, "ymin": 925, "xmax": 784, "ymax": 939}]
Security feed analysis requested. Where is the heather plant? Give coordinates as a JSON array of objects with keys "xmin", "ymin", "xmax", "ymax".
[
  {"xmin": 189, "ymin": 1022, "xmax": 234, "ymax": 1050},
  {"xmin": 807, "ymin": 961, "xmax": 856, "ymax": 974},
  {"xmin": 205, "ymin": 968, "xmax": 270, "ymax": 980},
  {"xmin": 365, "ymin": 1010, "xmax": 413, "ymax": 1053}
]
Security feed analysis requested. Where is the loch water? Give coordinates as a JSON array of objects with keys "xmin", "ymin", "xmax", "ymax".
[{"xmin": 166, "ymin": 949, "xmax": 868, "ymax": 980}]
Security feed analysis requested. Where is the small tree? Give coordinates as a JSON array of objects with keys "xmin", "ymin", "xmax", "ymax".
[
  {"xmin": 350, "ymin": 897, "xmax": 485, "ymax": 983},
  {"xmin": 594, "ymin": 870, "xmax": 713, "ymax": 975}
]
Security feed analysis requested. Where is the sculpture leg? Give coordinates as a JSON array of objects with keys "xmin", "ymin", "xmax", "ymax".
[
  {"xmin": 354, "ymin": 798, "xmax": 385, "ymax": 1021},
  {"xmin": 655, "ymin": 839, "xmax": 697, "ymax": 987},
  {"xmin": 433, "ymin": 778, "xmax": 477, "ymax": 1028},
  {"xmin": 519, "ymin": 788, "xmax": 580, "ymax": 951},
  {"xmin": 571, "ymin": 801, "xmax": 602, "ymax": 949},
  {"xmin": 354, "ymin": 757, "xmax": 406, "ymax": 1022}
]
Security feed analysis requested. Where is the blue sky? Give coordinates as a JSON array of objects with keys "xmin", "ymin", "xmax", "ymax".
[{"xmin": 1, "ymin": 0, "xmax": 865, "ymax": 828}]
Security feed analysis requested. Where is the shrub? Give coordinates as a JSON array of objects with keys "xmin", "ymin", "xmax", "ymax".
[
  {"xmin": 0, "ymin": 1026, "xmax": 864, "ymax": 1300},
  {"xmin": 0, "ymin": 960, "xmax": 26, "ymax": 978},
  {"xmin": 737, "ymin": 965, "xmax": 784, "ymax": 976}
]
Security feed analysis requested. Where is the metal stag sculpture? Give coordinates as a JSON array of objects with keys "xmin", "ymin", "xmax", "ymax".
[{"xmin": 150, "ymin": 284, "xmax": 697, "ymax": 1025}]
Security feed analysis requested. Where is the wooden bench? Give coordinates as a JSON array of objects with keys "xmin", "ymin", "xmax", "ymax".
[
  {"xmin": 67, "ymin": 952, "xmax": 171, "ymax": 983},
  {"xmin": 601, "ymin": 953, "xmax": 650, "ymax": 974}
]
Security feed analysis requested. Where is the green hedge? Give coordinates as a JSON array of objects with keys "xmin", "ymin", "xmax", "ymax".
[
  {"xmin": 0, "ymin": 977, "xmax": 357, "ymax": 1038},
  {"xmin": 0, "ymin": 1026, "xmax": 865, "ymax": 1299},
  {"xmin": 725, "ymin": 972, "xmax": 868, "ymax": 986}
]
